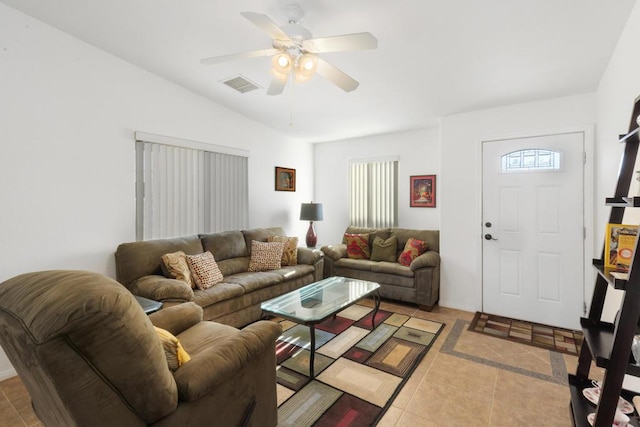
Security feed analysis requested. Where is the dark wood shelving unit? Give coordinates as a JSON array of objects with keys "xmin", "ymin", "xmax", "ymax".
[
  {"xmin": 592, "ymin": 259, "xmax": 629, "ymax": 289},
  {"xmin": 570, "ymin": 95, "xmax": 640, "ymax": 427}
]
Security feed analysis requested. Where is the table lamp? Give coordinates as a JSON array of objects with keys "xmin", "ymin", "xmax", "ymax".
[{"xmin": 300, "ymin": 202, "xmax": 323, "ymax": 248}]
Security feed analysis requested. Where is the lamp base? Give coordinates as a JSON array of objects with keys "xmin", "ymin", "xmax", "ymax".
[{"xmin": 305, "ymin": 222, "xmax": 317, "ymax": 248}]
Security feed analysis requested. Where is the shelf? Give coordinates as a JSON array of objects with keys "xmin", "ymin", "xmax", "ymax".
[
  {"xmin": 568, "ymin": 374, "xmax": 640, "ymax": 427},
  {"xmin": 619, "ymin": 127, "xmax": 640, "ymax": 144},
  {"xmin": 605, "ymin": 196, "xmax": 640, "ymax": 207},
  {"xmin": 580, "ymin": 317, "xmax": 640, "ymax": 376},
  {"xmin": 593, "ymin": 259, "xmax": 629, "ymax": 290}
]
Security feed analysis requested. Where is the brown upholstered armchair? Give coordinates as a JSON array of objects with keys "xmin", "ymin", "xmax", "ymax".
[{"xmin": 0, "ymin": 270, "xmax": 282, "ymax": 426}]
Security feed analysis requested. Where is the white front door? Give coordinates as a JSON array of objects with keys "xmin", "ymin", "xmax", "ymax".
[{"xmin": 482, "ymin": 132, "xmax": 584, "ymax": 329}]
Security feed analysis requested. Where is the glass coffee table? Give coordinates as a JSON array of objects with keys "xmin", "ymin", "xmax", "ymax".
[{"xmin": 261, "ymin": 276, "xmax": 381, "ymax": 379}]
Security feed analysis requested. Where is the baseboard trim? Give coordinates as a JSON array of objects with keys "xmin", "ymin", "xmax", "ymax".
[{"xmin": 0, "ymin": 368, "xmax": 17, "ymax": 381}]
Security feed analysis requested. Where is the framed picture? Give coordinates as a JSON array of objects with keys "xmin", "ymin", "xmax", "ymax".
[
  {"xmin": 275, "ymin": 167, "xmax": 296, "ymax": 191},
  {"xmin": 410, "ymin": 175, "xmax": 436, "ymax": 207}
]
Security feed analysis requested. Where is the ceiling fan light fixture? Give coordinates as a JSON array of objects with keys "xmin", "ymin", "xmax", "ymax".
[
  {"xmin": 296, "ymin": 53, "xmax": 318, "ymax": 81},
  {"xmin": 272, "ymin": 53, "xmax": 292, "ymax": 76}
]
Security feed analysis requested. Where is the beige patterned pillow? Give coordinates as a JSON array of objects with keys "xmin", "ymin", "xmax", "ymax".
[
  {"xmin": 248, "ymin": 240, "xmax": 285, "ymax": 272},
  {"xmin": 186, "ymin": 251, "xmax": 224, "ymax": 290},
  {"xmin": 268, "ymin": 236, "xmax": 298, "ymax": 266},
  {"xmin": 161, "ymin": 251, "xmax": 193, "ymax": 288}
]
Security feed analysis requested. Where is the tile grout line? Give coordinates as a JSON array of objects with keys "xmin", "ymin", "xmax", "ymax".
[{"xmin": 487, "ymin": 371, "xmax": 499, "ymax": 427}]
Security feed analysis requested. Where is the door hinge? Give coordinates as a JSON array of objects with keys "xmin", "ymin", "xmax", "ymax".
[
  {"xmin": 583, "ymin": 152, "xmax": 587, "ymax": 164},
  {"xmin": 583, "ymin": 301, "xmax": 587, "ymax": 315},
  {"xmin": 584, "ymin": 227, "xmax": 586, "ymax": 239}
]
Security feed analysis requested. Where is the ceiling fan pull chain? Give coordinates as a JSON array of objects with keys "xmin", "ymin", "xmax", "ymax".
[{"xmin": 289, "ymin": 69, "xmax": 295, "ymax": 126}]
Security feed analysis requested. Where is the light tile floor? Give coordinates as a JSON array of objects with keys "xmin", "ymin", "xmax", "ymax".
[{"xmin": 0, "ymin": 300, "xmax": 600, "ymax": 426}]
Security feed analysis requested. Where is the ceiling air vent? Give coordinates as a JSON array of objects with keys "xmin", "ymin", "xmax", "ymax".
[{"xmin": 221, "ymin": 75, "xmax": 261, "ymax": 94}]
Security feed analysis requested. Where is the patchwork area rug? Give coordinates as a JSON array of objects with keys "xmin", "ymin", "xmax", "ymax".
[
  {"xmin": 271, "ymin": 304, "xmax": 444, "ymax": 426},
  {"xmin": 468, "ymin": 312, "xmax": 583, "ymax": 355}
]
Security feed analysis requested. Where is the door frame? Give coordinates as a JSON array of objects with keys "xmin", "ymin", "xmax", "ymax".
[{"xmin": 478, "ymin": 125, "xmax": 595, "ymax": 317}]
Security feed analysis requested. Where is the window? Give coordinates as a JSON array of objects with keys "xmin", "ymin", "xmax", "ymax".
[
  {"xmin": 349, "ymin": 158, "xmax": 398, "ymax": 228},
  {"xmin": 501, "ymin": 149, "xmax": 561, "ymax": 172},
  {"xmin": 135, "ymin": 132, "xmax": 249, "ymax": 240}
]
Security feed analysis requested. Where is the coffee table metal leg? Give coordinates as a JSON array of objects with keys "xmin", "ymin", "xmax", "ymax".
[
  {"xmin": 309, "ymin": 324, "xmax": 316, "ymax": 379},
  {"xmin": 371, "ymin": 291, "xmax": 381, "ymax": 329}
]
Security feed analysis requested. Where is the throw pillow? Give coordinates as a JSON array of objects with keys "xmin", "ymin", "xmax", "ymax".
[
  {"xmin": 398, "ymin": 238, "xmax": 428, "ymax": 266},
  {"xmin": 161, "ymin": 251, "xmax": 193, "ymax": 288},
  {"xmin": 248, "ymin": 240, "xmax": 285, "ymax": 272},
  {"xmin": 268, "ymin": 236, "xmax": 298, "ymax": 266},
  {"xmin": 345, "ymin": 233, "xmax": 370, "ymax": 259},
  {"xmin": 155, "ymin": 326, "xmax": 191, "ymax": 371},
  {"xmin": 186, "ymin": 251, "xmax": 224, "ymax": 290},
  {"xmin": 370, "ymin": 236, "xmax": 398, "ymax": 262}
]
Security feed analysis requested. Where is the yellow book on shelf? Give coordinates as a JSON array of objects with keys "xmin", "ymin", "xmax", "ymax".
[{"xmin": 605, "ymin": 223, "xmax": 639, "ymax": 270}]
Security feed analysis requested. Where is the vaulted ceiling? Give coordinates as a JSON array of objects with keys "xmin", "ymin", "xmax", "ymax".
[{"xmin": 2, "ymin": 0, "xmax": 636, "ymax": 142}]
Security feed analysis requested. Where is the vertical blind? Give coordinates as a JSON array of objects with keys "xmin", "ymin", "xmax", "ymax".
[
  {"xmin": 349, "ymin": 158, "xmax": 398, "ymax": 228},
  {"xmin": 135, "ymin": 134, "xmax": 249, "ymax": 240}
]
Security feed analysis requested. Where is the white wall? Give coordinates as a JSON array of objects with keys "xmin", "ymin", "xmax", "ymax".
[
  {"xmin": 0, "ymin": 4, "xmax": 314, "ymax": 379},
  {"xmin": 314, "ymin": 127, "xmax": 441, "ymax": 244},
  {"xmin": 439, "ymin": 93, "xmax": 597, "ymax": 313},
  {"xmin": 595, "ymin": 1, "xmax": 640, "ymax": 320}
]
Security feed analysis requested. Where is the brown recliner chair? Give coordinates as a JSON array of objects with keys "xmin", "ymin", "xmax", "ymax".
[{"xmin": 0, "ymin": 270, "xmax": 282, "ymax": 426}]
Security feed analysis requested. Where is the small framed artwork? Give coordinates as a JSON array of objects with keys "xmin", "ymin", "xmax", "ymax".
[
  {"xmin": 275, "ymin": 167, "xmax": 296, "ymax": 192},
  {"xmin": 410, "ymin": 175, "xmax": 436, "ymax": 207}
]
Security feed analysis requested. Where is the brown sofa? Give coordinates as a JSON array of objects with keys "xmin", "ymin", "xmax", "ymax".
[
  {"xmin": 0, "ymin": 270, "xmax": 282, "ymax": 426},
  {"xmin": 321, "ymin": 226, "xmax": 440, "ymax": 311},
  {"xmin": 115, "ymin": 227, "xmax": 324, "ymax": 327}
]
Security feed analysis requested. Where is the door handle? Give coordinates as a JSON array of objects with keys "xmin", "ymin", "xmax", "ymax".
[{"xmin": 484, "ymin": 234, "xmax": 498, "ymax": 241}]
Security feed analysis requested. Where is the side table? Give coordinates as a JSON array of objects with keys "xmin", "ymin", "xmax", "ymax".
[{"xmin": 135, "ymin": 295, "xmax": 163, "ymax": 314}]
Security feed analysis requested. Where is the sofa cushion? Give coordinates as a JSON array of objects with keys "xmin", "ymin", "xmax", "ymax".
[
  {"xmin": 186, "ymin": 252, "xmax": 224, "ymax": 290},
  {"xmin": 155, "ymin": 326, "xmax": 191, "ymax": 371},
  {"xmin": 334, "ymin": 258, "xmax": 377, "ymax": 271},
  {"xmin": 216, "ymin": 256, "xmax": 250, "ymax": 277},
  {"xmin": 370, "ymin": 236, "xmax": 398, "ymax": 262},
  {"xmin": 268, "ymin": 236, "xmax": 298, "ymax": 266},
  {"xmin": 390, "ymin": 228, "xmax": 439, "ymax": 254},
  {"xmin": 161, "ymin": 251, "xmax": 193, "ymax": 288},
  {"xmin": 370, "ymin": 261, "xmax": 415, "ymax": 278},
  {"xmin": 115, "ymin": 235, "xmax": 204, "ymax": 287},
  {"xmin": 345, "ymin": 233, "xmax": 370, "ymax": 259},
  {"xmin": 398, "ymin": 238, "xmax": 428, "ymax": 266},
  {"xmin": 223, "ymin": 271, "xmax": 284, "ymax": 293},
  {"xmin": 200, "ymin": 230, "xmax": 247, "ymax": 262},
  {"xmin": 242, "ymin": 227, "xmax": 286, "ymax": 255},
  {"xmin": 191, "ymin": 282, "xmax": 246, "ymax": 308}
]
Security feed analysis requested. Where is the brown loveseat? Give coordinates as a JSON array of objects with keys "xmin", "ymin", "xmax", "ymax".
[
  {"xmin": 115, "ymin": 227, "xmax": 324, "ymax": 327},
  {"xmin": 321, "ymin": 226, "xmax": 440, "ymax": 311},
  {"xmin": 0, "ymin": 270, "xmax": 282, "ymax": 426}
]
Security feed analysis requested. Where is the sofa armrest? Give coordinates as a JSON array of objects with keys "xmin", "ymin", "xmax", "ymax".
[
  {"xmin": 149, "ymin": 302, "xmax": 203, "ymax": 335},
  {"xmin": 130, "ymin": 275, "xmax": 194, "ymax": 303},
  {"xmin": 297, "ymin": 247, "xmax": 323, "ymax": 265},
  {"xmin": 173, "ymin": 320, "xmax": 282, "ymax": 401},
  {"xmin": 410, "ymin": 251, "xmax": 440, "ymax": 271},
  {"xmin": 321, "ymin": 244, "xmax": 347, "ymax": 261}
]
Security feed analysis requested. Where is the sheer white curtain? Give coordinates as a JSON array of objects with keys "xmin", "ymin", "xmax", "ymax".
[
  {"xmin": 349, "ymin": 157, "xmax": 398, "ymax": 228},
  {"xmin": 135, "ymin": 133, "xmax": 248, "ymax": 240}
]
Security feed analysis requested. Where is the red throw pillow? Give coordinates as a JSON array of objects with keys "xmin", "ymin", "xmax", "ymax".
[
  {"xmin": 398, "ymin": 238, "xmax": 428, "ymax": 266},
  {"xmin": 345, "ymin": 233, "xmax": 370, "ymax": 259}
]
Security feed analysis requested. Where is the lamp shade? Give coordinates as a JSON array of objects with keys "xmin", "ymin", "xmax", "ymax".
[{"xmin": 300, "ymin": 203, "xmax": 323, "ymax": 221}]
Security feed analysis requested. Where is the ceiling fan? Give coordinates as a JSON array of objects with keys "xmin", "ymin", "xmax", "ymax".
[{"xmin": 200, "ymin": 4, "xmax": 378, "ymax": 95}]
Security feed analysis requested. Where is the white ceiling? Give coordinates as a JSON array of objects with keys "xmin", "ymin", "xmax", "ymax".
[{"xmin": 2, "ymin": 0, "xmax": 636, "ymax": 143}]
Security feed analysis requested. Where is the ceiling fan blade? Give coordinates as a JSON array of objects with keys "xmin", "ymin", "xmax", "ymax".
[
  {"xmin": 315, "ymin": 58, "xmax": 359, "ymax": 92},
  {"xmin": 303, "ymin": 32, "xmax": 378, "ymax": 53},
  {"xmin": 267, "ymin": 72, "xmax": 289, "ymax": 96},
  {"xmin": 200, "ymin": 48, "xmax": 280, "ymax": 65},
  {"xmin": 240, "ymin": 11, "xmax": 291, "ymax": 42}
]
